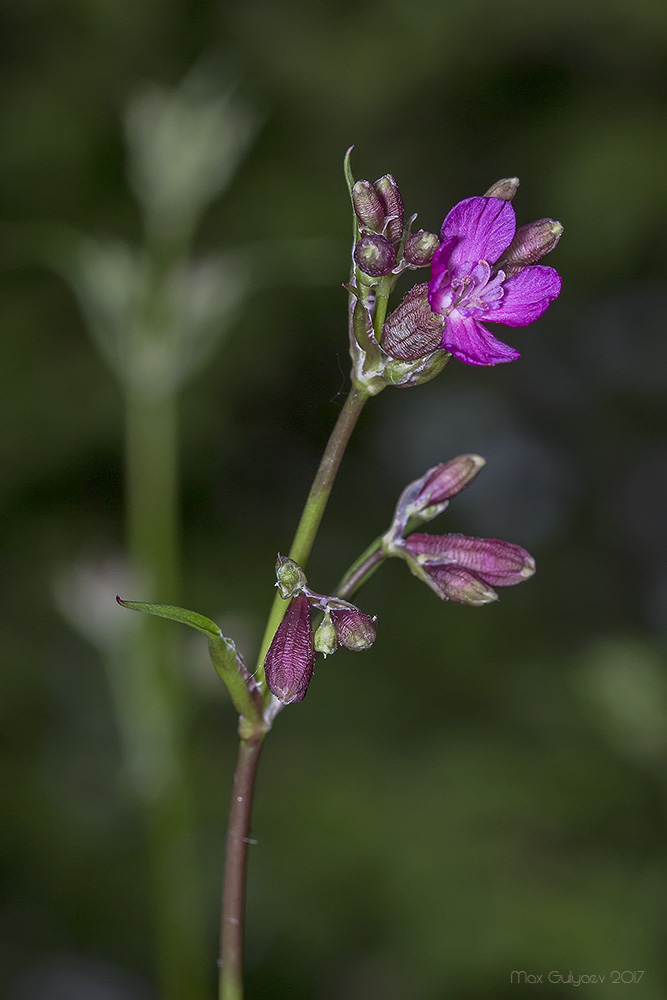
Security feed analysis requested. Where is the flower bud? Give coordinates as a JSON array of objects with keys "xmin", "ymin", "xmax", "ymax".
[
  {"xmin": 374, "ymin": 174, "xmax": 404, "ymax": 245},
  {"xmin": 354, "ymin": 233, "xmax": 396, "ymax": 277},
  {"xmin": 402, "ymin": 455, "xmax": 486, "ymax": 522},
  {"xmin": 352, "ymin": 179, "xmax": 386, "ymax": 232},
  {"xmin": 403, "ymin": 230, "xmax": 440, "ymax": 267},
  {"xmin": 483, "ymin": 177, "xmax": 520, "ymax": 201},
  {"xmin": 405, "ymin": 533, "xmax": 536, "ymax": 586},
  {"xmin": 418, "ymin": 563, "xmax": 499, "ymax": 605},
  {"xmin": 383, "ymin": 351, "xmax": 449, "ymax": 388},
  {"xmin": 381, "ymin": 283, "xmax": 444, "ymax": 362},
  {"xmin": 329, "ymin": 607, "xmax": 377, "ymax": 651},
  {"xmin": 275, "ymin": 554, "xmax": 307, "ymax": 599},
  {"xmin": 497, "ymin": 218, "xmax": 563, "ymax": 276},
  {"xmin": 264, "ymin": 594, "xmax": 315, "ymax": 704},
  {"xmin": 314, "ymin": 610, "xmax": 338, "ymax": 657}
]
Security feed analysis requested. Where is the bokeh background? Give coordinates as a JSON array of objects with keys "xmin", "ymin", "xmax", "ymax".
[{"xmin": 2, "ymin": 1, "xmax": 667, "ymax": 998}]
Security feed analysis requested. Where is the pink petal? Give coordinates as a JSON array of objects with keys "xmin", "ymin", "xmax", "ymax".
[
  {"xmin": 490, "ymin": 265, "xmax": 561, "ymax": 327},
  {"xmin": 442, "ymin": 313, "xmax": 520, "ymax": 366},
  {"xmin": 429, "ymin": 233, "xmax": 458, "ymax": 277},
  {"xmin": 441, "ymin": 197, "xmax": 516, "ymax": 268}
]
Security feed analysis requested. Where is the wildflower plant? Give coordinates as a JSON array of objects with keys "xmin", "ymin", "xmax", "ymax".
[{"xmin": 118, "ymin": 149, "xmax": 562, "ymax": 999}]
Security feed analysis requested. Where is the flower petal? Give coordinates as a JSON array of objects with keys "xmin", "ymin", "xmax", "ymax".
[
  {"xmin": 441, "ymin": 196, "xmax": 516, "ymax": 268},
  {"xmin": 429, "ymin": 233, "xmax": 458, "ymax": 278},
  {"xmin": 406, "ymin": 533, "xmax": 535, "ymax": 586},
  {"xmin": 442, "ymin": 313, "xmax": 520, "ymax": 366},
  {"xmin": 490, "ymin": 265, "xmax": 561, "ymax": 327}
]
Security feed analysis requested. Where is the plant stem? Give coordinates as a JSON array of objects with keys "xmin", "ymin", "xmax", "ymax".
[
  {"xmin": 218, "ymin": 379, "xmax": 372, "ymax": 1000},
  {"xmin": 254, "ymin": 381, "xmax": 370, "ymax": 685},
  {"xmin": 219, "ymin": 733, "xmax": 265, "ymax": 1000},
  {"xmin": 334, "ymin": 536, "xmax": 386, "ymax": 600}
]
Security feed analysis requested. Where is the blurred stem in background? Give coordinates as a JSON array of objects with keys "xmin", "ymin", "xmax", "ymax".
[
  {"xmin": 48, "ymin": 62, "xmax": 342, "ymax": 998},
  {"xmin": 53, "ymin": 66, "xmax": 260, "ymax": 999}
]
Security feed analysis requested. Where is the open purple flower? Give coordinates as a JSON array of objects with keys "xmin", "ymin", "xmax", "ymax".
[{"xmin": 428, "ymin": 196, "xmax": 562, "ymax": 366}]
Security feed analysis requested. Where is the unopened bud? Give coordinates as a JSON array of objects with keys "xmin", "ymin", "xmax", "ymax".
[
  {"xmin": 354, "ymin": 233, "xmax": 396, "ymax": 277},
  {"xmin": 483, "ymin": 177, "xmax": 520, "ymax": 201},
  {"xmin": 405, "ymin": 533, "xmax": 536, "ymax": 586},
  {"xmin": 374, "ymin": 174, "xmax": 404, "ymax": 245},
  {"xmin": 497, "ymin": 218, "xmax": 563, "ymax": 276},
  {"xmin": 329, "ymin": 607, "xmax": 376, "ymax": 651},
  {"xmin": 275, "ymin": 555, "xmax": 307, "ymax": 599},
  {"xmin": 419, "ymin": 563, "xmax": 499, "ymax": 605},
  {"xmin": 404, "ymin": 230, "xmax": 440, "ymax": 267},
  {"xmin": 314, "ymin": 610, "xmax": 337, "ymax": 657},
  {"xmin": 381, "ymin": 283, "xmax": 444, "ymax": 362},
  {"xmin": 384, "ymin": 351, "xmax": 449, "ymax": 388},
  {"xmin": 352, "ymin": 179, "xmax": 386, "ymax": 232},
  {"xmin": 264, "ymin": 594, "xmax": 314, "ymax": 704},
  {"xmin": 406, "ymin": 455, "xmax": 486, "ymax": 520}
]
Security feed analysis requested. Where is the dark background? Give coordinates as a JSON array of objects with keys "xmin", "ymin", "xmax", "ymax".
[{"xmin": 2, "ymin": 1, "xmax": 667, "ymax": 998}]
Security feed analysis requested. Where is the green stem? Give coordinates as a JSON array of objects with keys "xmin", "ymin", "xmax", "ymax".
[
  {"xmin": 219, "ymin": 733, "xmax": 266, "ymax": 1000},
  {"xmin": 254, "ymin": 382, "xmax": 370, "ymax": 685},
  {"xmin": 334, "ymin": 536, "xmax": 386, "ymax": 601}
]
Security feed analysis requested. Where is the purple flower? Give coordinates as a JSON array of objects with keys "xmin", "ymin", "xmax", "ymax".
[
  {"xmin": 264, "ymin": 594, "xmax": 315, "ymax": 704},
  {"xmin": 404, "ymin": 532, "xmax": 536, "ymax": 605},
  {"xmin": 428, "ymin": 196, "xmax": 562, "ymax": 366}
]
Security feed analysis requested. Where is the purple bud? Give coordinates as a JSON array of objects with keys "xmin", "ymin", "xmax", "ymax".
[
  {"xmin": 352, "ymin": 179, "xmax": 386, "ymax": 232},
  {"xmin": 329, "ymin": 607, "xmax": 377, "ymax": 651},
  {"xmin": 419, "ymin": 564, "xmax": 499, "ymax": 605},
  {"xmin": 405, "ymin": 533, "xmax": 536, "ymax": 586},
  {"xmin": 381, "ymin": 283, "xmax": 444, "ymax": 362},
  {"xmin": 264, "ymin": 594, "xmax": 315, "ymax": 704},
  {"xmin": 496, "ymin": 218, "xmax": 563, "ymax": 276},
  {"xmin": 374, "ymin": 174, "xmax": 404, "ymax": 245},
  {"xmin": 483, "ymin": 177, "xmax": 520, "ymax": 201},
  {"xmin": 389, "ymin": 456, "xmax": 485, "ymax": 538},
  {"xmin": 410, "ymin": 455, "xmax": 486, "ymax": 511},
  {"xmin": 354, "ymin": 233, "xmax": 396, "ymax": 277},
  {"xmin": 403, "ymin": 230, "xmax": 440, "ymax": 267}
]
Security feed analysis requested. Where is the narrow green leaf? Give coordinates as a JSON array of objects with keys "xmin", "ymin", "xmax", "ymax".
[
  {"xmin": 117, "ymin": 596, "xmax": 222, "ymax": 639},
  {"xmin": 117, "ymin": 596, "xmax": 264, "ymax": 724}
]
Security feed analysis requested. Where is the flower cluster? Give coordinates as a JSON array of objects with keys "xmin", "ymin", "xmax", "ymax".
[
  {"xmin": 347, "ymin": 163, "xmax": 562, "ymax": 380},
  {"xmin": 264, "ymin": 556, "xmax": 377, "ymax": 704},
  {"xmin": 384, "ymin": 455, "xmax": 536, "ymax": 605}
]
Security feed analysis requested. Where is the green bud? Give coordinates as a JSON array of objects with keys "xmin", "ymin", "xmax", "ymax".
[
  {"xmin": 275, "ymin": 554, "xmax": 307, "ymax": 599},
  {"xmin": 313, "ymin": 610, "xmax": 338, "ymax": 657},
  {"xmin": 384, "ymin": 350, "xmax": 450, "ymax": 388}
]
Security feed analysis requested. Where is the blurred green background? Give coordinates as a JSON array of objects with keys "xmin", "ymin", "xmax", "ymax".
[{"xmin": 2, "ymin": 0, "xmax": 667, "ymax": 998}]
